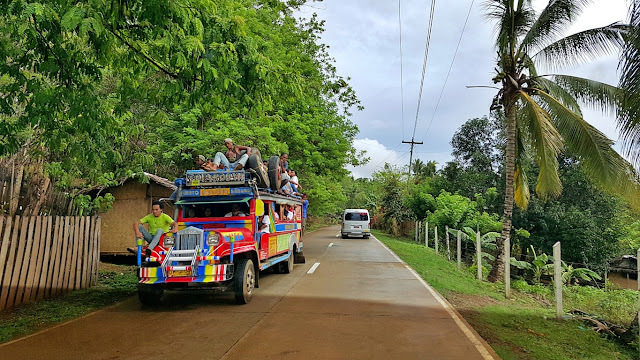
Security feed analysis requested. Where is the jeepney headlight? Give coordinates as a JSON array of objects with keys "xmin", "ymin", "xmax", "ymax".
[
  {"xmin": 164, "ymin": 235, "xmax": 175, "ymax": 246},
  {"xmin": 207, "ymin": 232, "xmax": 220, "ymax": 246}
]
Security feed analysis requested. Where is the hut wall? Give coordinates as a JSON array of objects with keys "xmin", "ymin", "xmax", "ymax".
[{"xmin": 100, "ymin": 182, "xmax": 175, "ymax": 254}]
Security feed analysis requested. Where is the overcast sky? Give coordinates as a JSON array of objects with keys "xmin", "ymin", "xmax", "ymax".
[{"xmin": 297, "ymin": 0, "xmax": 631, "ymax": 178}]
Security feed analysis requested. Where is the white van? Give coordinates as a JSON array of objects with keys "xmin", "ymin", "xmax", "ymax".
[{"xmin": 341, "ymin": 209, "xmax": 370, "ymax": 239}]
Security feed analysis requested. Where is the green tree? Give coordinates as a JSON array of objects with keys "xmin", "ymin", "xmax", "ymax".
[
  {"xmin": 0, "ymin": 1, "xmax": 364, "ymax": 216},
  {"xmin": 485, "ymin": 0, "xmax": 640, "ymax": 282}
]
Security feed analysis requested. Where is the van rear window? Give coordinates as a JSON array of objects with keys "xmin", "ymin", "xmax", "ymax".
[{"xmin": 345, "ymin": 212, "xmax": 368, "ymax": 221}]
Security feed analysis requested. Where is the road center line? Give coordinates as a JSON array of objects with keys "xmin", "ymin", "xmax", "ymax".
[
  {"xmin": 307, "ymin": 262, "xmax": 320, "ymax": 274},
  {"xmin": 328, "ymin": 242, "xmax": 334, "ymax": 247}
]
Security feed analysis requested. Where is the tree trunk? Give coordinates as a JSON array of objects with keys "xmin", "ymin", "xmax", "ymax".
[
  {"xmin": 488, "ymin": 101, "xmax": 517, "ymax": 283},
  {"xmin": 9, "ymin": 163, "xmax": 24, "ymax": 217}
]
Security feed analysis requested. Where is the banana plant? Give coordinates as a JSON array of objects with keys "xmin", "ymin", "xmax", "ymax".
[
  {"xmin": 558, "ymin": 262, "xmax": 602, "ymax": 286},
  {"xmin": 528, "ymin": 245, "xmax": 554, "ymax": 285}
]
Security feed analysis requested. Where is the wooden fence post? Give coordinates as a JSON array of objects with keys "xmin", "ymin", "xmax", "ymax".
[
  {"xmin": 457, "ymin": 230, "xmax": 461, "ymax": 270},
  {"xmin": 434, "ymin": 226, "xmax": 438, "ymax": 255},
  {"xmin": 554, "ymin": 242, "xmax": 562, "ymax": 320},
  {"xmin": 446, "ymin": 226, "xmax": 450, "ymax": 260},
  {"xmin": 424, "ymin": 222, "xmax": 428, "ymax": 247},
  {"xmin": 414, "ymin": 221, "xmax": 418, "ymax": 242},
  {"xmin": 476, "ymin": 231, "xmax": 482, "ymax": 281},
  {"xmin": 505, "ymin": 237, "xmax": 511, "ymax": 298}
]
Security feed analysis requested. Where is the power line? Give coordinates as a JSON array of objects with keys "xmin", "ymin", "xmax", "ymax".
[
  {"xmin": 398, "ymin": 0, "xmax": 406, "ymax": 141},
  {"xmin": 370, "ymin": 143, "xmax": 404, "ymax": 171},
  {"xmin": 405, "ymin": 0, "xmax": 436, "ymax": 176},
  {"xmin": 411, "ymin": 0, "xmax": 437, "ymax": 141},
  {"xmin": 422, "ymin": 0, "xmax": 475, "ymax": 140}
]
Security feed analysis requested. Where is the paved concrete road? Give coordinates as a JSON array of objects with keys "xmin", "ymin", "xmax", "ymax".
[{"xmin": 0, "ymin": 226, "xmax": 498, "ymax": 360}]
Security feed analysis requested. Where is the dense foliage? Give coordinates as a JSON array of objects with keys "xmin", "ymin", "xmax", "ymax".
[
  {"xmin": 0, "ymin": 0, "xmax": 363, "ymax": 215},
  {"xmin": 345, "ymin": 116, "xmax": 640, "ymax": 274}
]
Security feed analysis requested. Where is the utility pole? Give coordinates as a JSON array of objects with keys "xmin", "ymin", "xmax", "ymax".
[{"xmin": 402, "ymin": 138, "xmax": 423, "ymax": 175}]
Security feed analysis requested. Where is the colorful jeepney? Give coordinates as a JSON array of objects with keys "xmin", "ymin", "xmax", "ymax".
[{"xmin": 137, "ymin": 169, "xmax": 304, "ymax": 305}]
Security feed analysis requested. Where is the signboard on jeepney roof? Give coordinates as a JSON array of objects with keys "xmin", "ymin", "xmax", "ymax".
[
  {"xmin": 185, "ymin": 170, "xmax": 246, "ymax": 186},
  {"xmin": 181, "ymin": 187, "xmax": 253, "ymax": 197}
]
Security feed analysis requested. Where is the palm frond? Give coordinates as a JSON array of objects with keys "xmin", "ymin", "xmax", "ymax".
[
  {"xmin": 485, "ymin": 0, "xmax": 536, "ymax": 70},
  {"xmin": 537, "ymin": 89, "xmax": 640, "ymax": 208},
  {"xmin": 551, "ymin": 74, "xmax": 621, "ymax": 115},
  {"xmin": 531, "ymin": 77, "xmax": 582, "ymax": 116},
  {"xmin": 533, "ymin": 23, "xmax": 627, "ymax": 70},
  {"xmin": 519, "ymin": 0, "xmax": 591, "ymax": 55},
  {"xmin": 519, "ymin": 91, "xmax": 563, "ymax": 199},
  {"xmin": 618, "ymin": 1, "xmax": 640, "ymax": 168},
  {"xmin": 514, "ymin": 163, "xmax": 530, "ymax": 209}
]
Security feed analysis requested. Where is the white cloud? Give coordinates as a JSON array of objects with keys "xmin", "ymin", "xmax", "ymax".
[{"xmin": 346, "ymin": 138, "xmax": 406, "ymax": 179}]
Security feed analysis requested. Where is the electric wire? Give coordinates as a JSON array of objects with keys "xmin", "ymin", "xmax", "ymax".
[
  {"xmin": 422, "ymin": 0, "xmax": 475, "ymax": 140},
  {"xmin": 370, "ymin": 143, "xmax": 404, "ymax": 171},
  {"xmin": 411, "ymin": 0, "xmax": 437, "ymax": 141},
  {"xmin": 398, "ymin": 0, "xmax": 406, "ymax": 141}
]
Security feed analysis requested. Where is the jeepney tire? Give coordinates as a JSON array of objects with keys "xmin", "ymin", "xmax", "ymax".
[
  {"xmin": 247, "ymin": 154, "xmax": 270, "ymax": 188},
  {"xmin": 246, "ymin": 153, "xmax": 261, "ymax": 170},
  {"xmin": 283, "ymin": 250, "xmax": 294, "ymax": 274},
  {"xmin": 233, "ymin": 258, "xmax": 256, "ymax": 304},
  {"xmin": 294, "ymin": 252, "xmax": 306, "ymax": 264},
  {"xmin": 267, "ymin": 156, "xmax": 281, "ymax": 191},
  {"xmin": 138, "ymin": 284, "xmax": 164, "ymax": 306}
]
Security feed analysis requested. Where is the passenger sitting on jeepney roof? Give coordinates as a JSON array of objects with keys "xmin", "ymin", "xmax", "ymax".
[
  {"xmin": 195, "ymin": 155, "xmax": 215, "ymax": 171},
  {"xmin": 134, "ymin": 201, "xmax": 178, "ymax": 249},
  {"xmin": 225, "ymin": 204, "xmax": 247, "ymax": 217},
  {"xmin": 211, "ymin": 138, "xmax": 251, "ymax": 170},
  {"xmin": 280, "ymin": 153, "xmax": 290, "ymax": 182},
  {"xmin": 280, "ymin": 179, "xmax": 301, "ymax": 198},
  {"xmin": 288, "ymin": 169, "xmax": 301, "ymax": 190}
]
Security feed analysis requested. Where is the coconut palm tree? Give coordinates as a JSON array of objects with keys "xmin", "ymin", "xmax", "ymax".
[
  {"xmin": 485, "ymin": 0, "xmax": 640, "ymax": 282},
  {"xmin": 619, "ymin": 1, "xmax": 640, "ymax": 163}
]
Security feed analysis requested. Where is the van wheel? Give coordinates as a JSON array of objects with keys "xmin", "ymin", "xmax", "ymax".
[
  {"xmin": 233, "ymin": 259, "xmax": 255, "ymax": 304},
  {"xmin": 267, "ymin": 156, "xmax": 281, "ymax": 191},
  {"xmin": 341, "ymin": 234, "xmax": 348, "ymax": 239}
]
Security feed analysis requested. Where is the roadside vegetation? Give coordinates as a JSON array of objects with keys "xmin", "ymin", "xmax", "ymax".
[
  {"xmin": 0, "ymin": 264, "xmax": 137, "ymax": 344},
  {"xmin": 374, "ymin": 230, "xmax": 637, "ymax": 360}
]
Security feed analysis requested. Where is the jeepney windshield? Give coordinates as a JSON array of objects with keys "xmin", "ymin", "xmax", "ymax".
[{"xmin": 181, "ymin": 202, "xmax": 250, "ymax": 218}]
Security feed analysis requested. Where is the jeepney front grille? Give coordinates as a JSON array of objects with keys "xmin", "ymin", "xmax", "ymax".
[{"xmin": 176, "ymin": 227, "xmax": 204, "ymax": 251}]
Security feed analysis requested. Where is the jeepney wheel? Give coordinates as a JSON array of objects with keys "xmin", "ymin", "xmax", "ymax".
[
  {"xmin": 138, "ymin": 284, "xmax": 164, "ymax": 306},
  {"xmin": 233, "ymin": 258, "xmax": 255, "ymax": 304},
  {"xmin": 267, "ymin": 156, "xmax": 281, "ymax": 191},
  {"xmin": 283, "ymin": 250, "xmax": 294, "ymax": 274},
  {"xmin": 246, "ymin": 153, "xmax": 270, "ymax": 188}
]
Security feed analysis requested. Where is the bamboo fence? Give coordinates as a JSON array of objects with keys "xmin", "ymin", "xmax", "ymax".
[{"xmin": 0, "ymin": 215, "xmax": 101, "ymax": 310}]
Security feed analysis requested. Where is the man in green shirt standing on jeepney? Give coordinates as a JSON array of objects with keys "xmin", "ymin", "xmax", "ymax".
[{"xmin": 133, "ymin": 201, "xmax": 178, "ymax": 249}]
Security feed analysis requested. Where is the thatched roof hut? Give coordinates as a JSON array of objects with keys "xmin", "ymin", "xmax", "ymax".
[{"xmin": 94, "ymin": 172, "xmax": 176, "ymax": 255}]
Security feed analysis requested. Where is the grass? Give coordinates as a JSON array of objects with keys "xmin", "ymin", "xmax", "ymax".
[
  {"xmin": 0, "ymin": 263, "xmax": 138, "ymax": 344},
  {"xmin": 373, "ymin": 230, "xmax": 637, "ymax": 360}
]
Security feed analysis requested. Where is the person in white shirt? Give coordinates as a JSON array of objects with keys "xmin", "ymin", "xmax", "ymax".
[
  {"xmin": 259, "ymin": 214, "xmax": 270, "ymax": 233},
  {"xmin": 288, "ymin": 169, "xmax": 301, "ymax": 191},
  {"xmin": 285, "ymin": 205, "xmax": 294, "ymax": 221},
  {"xmin": 225, "ymin": 204, "xmax": 246, "ymax": 217}
]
